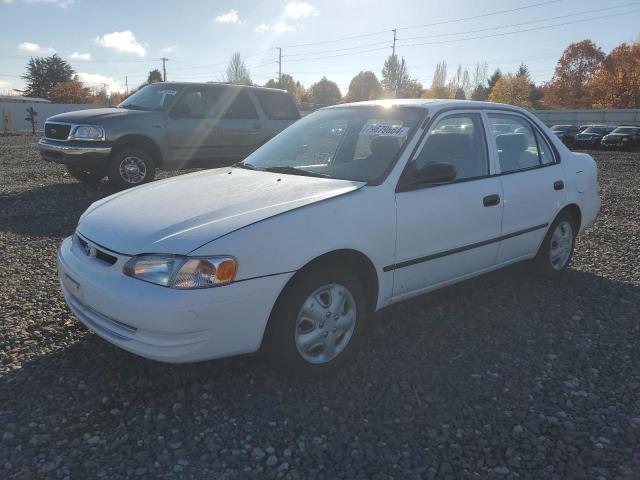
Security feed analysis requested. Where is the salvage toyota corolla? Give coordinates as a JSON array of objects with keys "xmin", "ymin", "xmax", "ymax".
[{"xmin": 58, "ymin": 99, "xmax": 601, "ymax": 375}]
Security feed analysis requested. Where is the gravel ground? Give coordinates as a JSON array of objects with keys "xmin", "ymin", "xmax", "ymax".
[{"xmin": 1, "ymin": 133, "xmax": 639, "ymax": 480}]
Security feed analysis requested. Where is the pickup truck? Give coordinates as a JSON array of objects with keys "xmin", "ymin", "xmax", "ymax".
[{"xmin": 38, "ymin": 82, "xmax": 301, "ymax": 189}]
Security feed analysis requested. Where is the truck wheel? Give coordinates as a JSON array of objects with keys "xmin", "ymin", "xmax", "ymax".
[
  {"xmin": 65, "ymin": 165, "xmax": 105, "ymax": 183},
  {"xmin": 108, "ymin": 147, "xmax": 155, "ymax": 190}
]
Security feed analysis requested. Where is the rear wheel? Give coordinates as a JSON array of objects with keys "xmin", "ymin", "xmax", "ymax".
[
  {"xmin": 107, "ymin": 147, "xmax": 155, "ymax": 190},
  {"xmin": 65, "ymin": 165, "xmax": 105, "ymax": 183},
  {"xmin": 265, "ymin": 265, "xmax": 367, "ymax": 376},
  {"xmin": 531, "ymin": 211, "xmax": 576, "ymax": 277}
]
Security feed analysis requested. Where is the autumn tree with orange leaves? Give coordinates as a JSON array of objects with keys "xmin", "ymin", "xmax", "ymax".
[
  {"xmin": 541, "ymin": 40, "xmax": 605, "ymax": 108},
  {"xmin": 49, "ymin": 79, "xmax": 96, "ymax": 104},
  {"xmin": 590, "ymin": 41, "xmax": 640, "ymax": 108}
]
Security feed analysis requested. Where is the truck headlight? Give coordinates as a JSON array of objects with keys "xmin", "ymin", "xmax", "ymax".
[
  {"xmin": 71, "ymin": 125, "xmax": 105, "ymax": 141},
  {"xmin": 123, "ymin": 255, "xmax": 237, "ymax": 288}
]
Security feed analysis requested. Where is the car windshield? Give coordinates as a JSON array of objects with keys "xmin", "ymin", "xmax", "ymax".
[
  {"xmin": 119, "ymin": 84, "xmax": 179, "ymax": 111},
  {"xmin": 582, "ymin": 127, "xmax": 607, "ymax": 134},
  {"xmin": 612, "ymin": 127, "xmax": 638, "ymax": 134},
  {"xmin": 238, "ymin": 106, "xmax": 425, "ymax": 182}
]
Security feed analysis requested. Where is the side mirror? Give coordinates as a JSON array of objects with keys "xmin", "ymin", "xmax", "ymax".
[
  {"xmin": 171, "ymin": 102, "xmax": 191, "ymax": 117},
  {"xmin": 419, "ymin": 162, "xmax": 457, "ymax": 184}
]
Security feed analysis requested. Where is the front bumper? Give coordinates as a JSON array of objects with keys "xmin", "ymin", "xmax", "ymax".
[
  {"xmin": 38, "ymin": 138, "xmax": 112, "ymax": 169},
  {"xmin": 601, "ymin": 142, "xmax": 625, "ymax": 149},
  {"xmin": 574, "ymin": 139, "xmax": 600, "ymax": 149},
  {"xmin": 57, "ymin": 235, "xmax": 294, "ymax": 363}
]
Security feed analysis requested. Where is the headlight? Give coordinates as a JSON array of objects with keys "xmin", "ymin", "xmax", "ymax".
[
  {"xmin": 622, "ymin": 137, "xmax": 629, "ymax": 142},
  {"xmin": 71, "ymin": 125, "xmax": 105, "ymax": 141},
  {"xmin": 123, "ymin": 255, "xmax": 237, "ymax": 289}
]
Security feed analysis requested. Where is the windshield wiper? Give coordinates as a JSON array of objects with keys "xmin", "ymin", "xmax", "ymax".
[
  {"xmin": 233, "ymin": 162, "xmax": 263, "ymax": 171},
  {"xmin": 264, "ymin": 166, "xmax": 330, "ymax": 178}
]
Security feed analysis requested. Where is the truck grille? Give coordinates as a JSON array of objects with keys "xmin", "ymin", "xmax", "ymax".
[{"xmin": 45, "ymin": 123, "xmax": 71, "ymax": 140}]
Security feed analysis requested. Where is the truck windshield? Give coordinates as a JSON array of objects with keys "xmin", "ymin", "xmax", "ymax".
[
  {"xmin": 239, "ymin": 106, "xmax": 424, "ymax": 182},
  {"xmin": 119, "ymin": 84, "xmax": 179, "ymax": 111}
]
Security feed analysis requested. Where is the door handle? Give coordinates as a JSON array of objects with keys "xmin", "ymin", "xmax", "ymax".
[
  {"xmin": 483, "ymin": 194, "xmax": 500, "ymax": 207},
  {"xmin": 554, "ymin": 180, "xmax": 564, "ymax": 190}
]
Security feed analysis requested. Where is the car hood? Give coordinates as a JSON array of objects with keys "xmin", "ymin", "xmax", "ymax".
[
  {"xmin": 77, "ymin": 168, "xmax": 365, "ymax": 255},
  {"xmin": 603, "ymin": 133, "xmax": 629, "ymax": 139},
  {"xmin": 47, "ymin": 107, "xmax": 152, "ymax": 124}
]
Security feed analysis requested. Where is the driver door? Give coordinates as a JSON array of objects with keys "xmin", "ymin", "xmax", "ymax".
[
  {"xmin": 392, "ymin": 111, "xmax": 503, "ymax": 299},
  {"xmin": 166, "ymin": 85, "xmax": 223, "ymax": 166}
]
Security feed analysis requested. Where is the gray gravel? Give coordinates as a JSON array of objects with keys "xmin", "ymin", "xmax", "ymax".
[{"xmin": 1, "ymin": 133, "xmax": 639, "ymax": 480}]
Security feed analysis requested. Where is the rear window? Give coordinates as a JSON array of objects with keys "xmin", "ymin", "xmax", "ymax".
[
  {"xmin": 255, "ymin": 90, "xmax": 300, "ymax": 120},
  {"xmin": 612, "ymin": 127, "xmax": 639, "ymax": 134}
]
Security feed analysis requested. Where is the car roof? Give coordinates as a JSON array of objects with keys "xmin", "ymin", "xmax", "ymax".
[
  {"xmin": 324, "ymin": 98, "xmax": 531, "ymax": 115},
  {"xmin": 152, "ymin": 81, "xmax": 290, "ymax": 95}
]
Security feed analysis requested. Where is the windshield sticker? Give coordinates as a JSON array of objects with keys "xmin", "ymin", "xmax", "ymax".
[{"xmin": 359, "ymin": 124, "xmax": 410, "ymax": 137}]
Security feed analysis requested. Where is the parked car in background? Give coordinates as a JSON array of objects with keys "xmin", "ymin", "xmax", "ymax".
[
  {"xmin": 574, "ymin": 126, "xmax": 615, "ymax": 149},
  {"xmin": 601, "ymin": 126, "xmax": 640, "ymax": 151},
  {"xmin": 550, "ymin": 124, "xmax": 580, "ymax": 148},
  {"xmin": 38, "ymin": 82, "xmax": 300, "ymax": 189},
  {"xmin": 57, "ymin": 99, "xmax": 600, "ymax": 375}
]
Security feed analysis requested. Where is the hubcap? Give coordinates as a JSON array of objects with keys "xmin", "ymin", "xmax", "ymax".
[
  {"xmin": 549, "ymin": 220, "xmax": 573, "ymax": 270},
  {"xmin": 294, "ymin": 283, "xmax": 357, "ymax": 365},
  {"xmin": 119, "ymin": 156, "xmax": 147, "ymax": 184}
]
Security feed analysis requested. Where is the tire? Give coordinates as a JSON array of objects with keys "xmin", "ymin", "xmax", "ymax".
[
  {"xmin": 107, "ymin": 147, "xmax": 155, "ymax": 190},
  {"xmin": 265, "ymin": 265, "xmax": 367, "ymax": 376},
  {"xmin": 530, "ymin": 211, "xmax": 577, "ymax": 278},
  {"xmin": 65, "ymin": 165, "xmax": 105, "ymax": 183}
]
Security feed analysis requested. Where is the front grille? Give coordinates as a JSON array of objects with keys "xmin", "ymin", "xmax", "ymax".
[
  {"xmin": 45, "ymin": 122, "xmax": 71, "ymax": 140},
  {"xmin": 76, "ymin": 235, "xmax": 118, "ymax": 266}
]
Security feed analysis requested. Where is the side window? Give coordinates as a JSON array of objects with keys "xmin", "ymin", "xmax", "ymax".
[
  {"xmin": 488, "ymin": 114, "xmax": 541, "ymax": 172},
  {"xmin": 414, "ymin": 113, "xmax": 488, "ymax": 181},
  {"xmin": 535, "ymin": 130, "xmax": 555, "ymax": 165},
  {"xmin": 171, "ymin": 87, "xmax": 218, "ymax": 118},
  {"xmin": 222, "ymin": 90, "xmax": 258, "ymax": 120},
  {"xmin": 255, "ymin": 90, "xmax": 300, "ymax": 120}
]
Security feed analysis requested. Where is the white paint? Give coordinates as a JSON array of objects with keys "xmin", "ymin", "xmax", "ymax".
[{"xmin": 57, "ymin": 99, "xmax": 602, "ymax": 364}]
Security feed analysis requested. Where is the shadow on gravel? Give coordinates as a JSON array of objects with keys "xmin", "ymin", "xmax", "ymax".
[
  {"xmin": 0, "ymin": 182, "xmax": 113, "ymax": 238},
  {"xmin": 1, "ymin": 266, "xmax": 639, "ymax": 478}
]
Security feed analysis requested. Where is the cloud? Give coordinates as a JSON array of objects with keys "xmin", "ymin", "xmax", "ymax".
[
  {"xmin": 160, "ymin": 46, "xmax": 176, "ymax": 54},
  {"xmin": 215, "ymin": 9, "xmax": 240, "ymax": 24},
  {"xmin": 70, "ymin": 52, "xmax": 91, "ymax": 61},
  {"xmin": 273, "ymin": 22, "xmax": 296, "ymax": 34},
  {"xmin": 76, "ymin": 72, "xmax": 125, "ymax": 94},
  {"xmin": 17, "ymin": 42, "xmax": 56, "ymax": 54},
  {"xmin": 285, "ymin": 2, "xmax": 318, "ymax": 19},
  {"xmin": 255, "ymin": 24, "xmax": 270, "ymax": 34},
  {"xmin": 95, "ymin": 31, "xmax": 146, "ymax": 56}
]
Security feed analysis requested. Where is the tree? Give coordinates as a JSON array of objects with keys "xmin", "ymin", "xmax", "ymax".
[
  {"xmin": 542, "ymin": 40, "xmax": 605, "ymax": 108},
  {"xmin": 422, "ymin": 61, "xmax": 450, "ymax": 99},
  {"xmin": 590, "ymin": 41, "xmax": 640, "ymax": 108},
  {"xmin": 398, "ymin": 79, "xmax": 423, "ymax": 99},
  {"xmin": 225, "ymin": 52, "xmax": 252, "ymax": 85},
  {"xmin": 472, "ymin": 68, "xmax": 501, "ymax": 101},
  {"xmin": 489, "ymin": 74, "xmax": 534, "ymax": 108},
  {"xmin": 49, "ymin": 78, "xmax": 95, "ymax": 104},
  {"xmin": 447, "ymin": 64, "xmax": 470, "ymax": 98},
  {"xmin": 264, "ymin": 74, "xmax": 306, "ymax": 104},
  {"xmin": 21, "ymin": 54, "xmax": 74, "ymax": 99},
  {"xmin": 381, "ymin": 54, "xmax": 410, "ymax": 98},
  {"xmin": 515, "ymin": 63, "xmax": 542, "ymax": 108},
  {"xmin": 343, "ymin": 71, "xmax": 382, "ymax": 102},
  {"xmin": 147, "ymin": 69, "xmax": 163, "ymax": 84},
  {"xmin": 470, "ymin": 62, "xmax": 488, "ymax": 97},
  {"xmin": 305, "ymin": 77, "xmax": 341, "ymax": 109}
]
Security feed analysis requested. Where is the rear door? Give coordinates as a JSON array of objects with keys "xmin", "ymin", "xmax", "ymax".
[
  {"xmin": 486, "ymin": 113, "xmax": 566, "ymax": 262},
  {"xmin": 165, "ymin": 85, "xmax": 223, "ymax": 165},
  {"xmin": 219, "ymin": 88, "xmax": 263, "ymax": 160},
  {"xmin": 252, "ymin": 89, "xmax": 301, "ymax": 139}
]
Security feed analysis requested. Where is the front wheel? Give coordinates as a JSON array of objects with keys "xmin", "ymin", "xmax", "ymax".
[
  {"xmin": 107, "ymin": 147, "xmax": 155, "ymax": 190},
  {"xmin": 530, "ymin": 212, "xmax": 576, "ymax": 277},
  {"xmin": 65, "ymin": 165, "xmax": 105, "ymax": 183},
  {"xmin": 265, "ymin": 265, "xmax": 367, "ymax": 376}
]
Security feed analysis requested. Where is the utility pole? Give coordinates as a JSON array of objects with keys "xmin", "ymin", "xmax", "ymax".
[
  {"xmin": 277, "ymin": 47, "xmax": 282, "ymax": 83},
  {"xmin": 391, "ymin": 29, "xmax": 397, "ymax": 58},
  {"xmin": 161, "ymin": 57, "xmax": 169, "ymax": 82}
]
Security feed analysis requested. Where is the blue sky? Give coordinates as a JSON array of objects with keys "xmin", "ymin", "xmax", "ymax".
[{"xmin": 1, "ymin": 0, "xmax": 639, "ymax": 96}]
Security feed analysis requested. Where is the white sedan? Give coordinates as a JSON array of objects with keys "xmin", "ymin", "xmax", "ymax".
[{"xmin": 57, "ymin": 99, "xmax": 600, "ymax": 375}]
